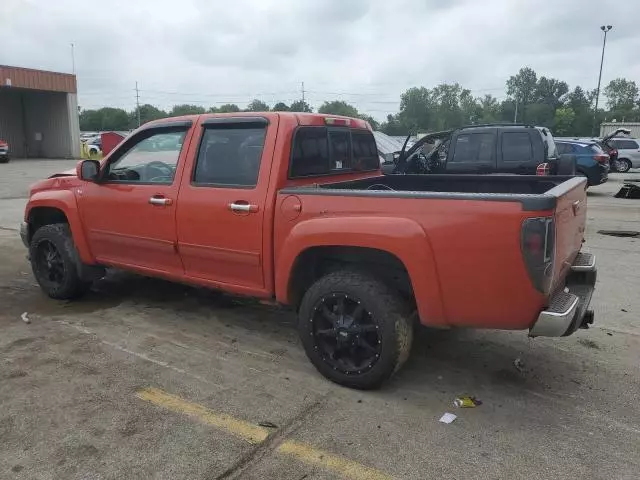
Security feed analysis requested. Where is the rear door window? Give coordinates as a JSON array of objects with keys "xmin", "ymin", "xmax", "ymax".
[
  {"xmin": 501, "ymin": 132, "xmax": 533, "ymax": 163},
  {"xmin": 193, "ymin": 123, "xmax": 266, "ymax": 187},
  {"xmin": 556, "ymin": 142, "xmax": 574, "ymax": 155},
  {"xmin": 611, "ymin": 139, "xmax": 639, "ymax": 150},
  {"xmin": 450, "ymin": 133, "xmax": 495, "ymax": 163}
]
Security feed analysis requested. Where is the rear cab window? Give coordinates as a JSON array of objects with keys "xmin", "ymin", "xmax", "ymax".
[{"xmin": 289, "ymin": 127, "xmax": 378, "ymax": 178}]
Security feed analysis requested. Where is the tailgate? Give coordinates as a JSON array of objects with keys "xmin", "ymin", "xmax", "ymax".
[{"xmin": 551, "ymin": 179, "xmax": 587, "ymax": 289}]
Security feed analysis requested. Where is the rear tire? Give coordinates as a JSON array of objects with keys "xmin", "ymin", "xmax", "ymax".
[
  {"xmin": 298, "ymin": 270, "xmax": 413, "ymax": 390},
  {"xmin": 29, "ymin": 223, "xmax": 91, "ymax": 300},
  {"xmin": 616, "ymin": 158, "xmax": 632, "ymax": 173}
]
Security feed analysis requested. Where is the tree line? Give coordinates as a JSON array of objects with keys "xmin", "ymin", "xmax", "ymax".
[{"xmin": 80, "ymin": 67, "xmax": 640, "ymax": 137}]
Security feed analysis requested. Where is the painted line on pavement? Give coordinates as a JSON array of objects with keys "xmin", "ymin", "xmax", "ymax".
[{"xmin": 136, "ymin": 387, "xmax": 392, "ymax": 480}]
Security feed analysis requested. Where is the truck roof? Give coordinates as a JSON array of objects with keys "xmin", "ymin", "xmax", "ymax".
[{"xmin": 142, "ymin": 112, "xmax": 372, "ymax": 130}]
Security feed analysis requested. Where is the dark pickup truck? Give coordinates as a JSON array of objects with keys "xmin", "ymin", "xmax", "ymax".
[{"xmin": 384, "ymin": 124, "xmax": 575, "ymax": 177}]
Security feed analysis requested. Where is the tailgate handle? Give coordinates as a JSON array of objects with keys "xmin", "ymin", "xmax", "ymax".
[{"xmin": 572, "ymin": 200, "xmax": 581, "ymax": 215}]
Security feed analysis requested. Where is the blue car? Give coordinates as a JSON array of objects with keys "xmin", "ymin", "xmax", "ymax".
[{"xmin": 555, "ymin": 140, "xmax": 609, "ymax": 186}]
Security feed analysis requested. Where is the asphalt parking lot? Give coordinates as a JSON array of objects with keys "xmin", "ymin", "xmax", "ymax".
[{"xmin": 1, "ymin": 159, "xmax": 639, "ymax": 480}]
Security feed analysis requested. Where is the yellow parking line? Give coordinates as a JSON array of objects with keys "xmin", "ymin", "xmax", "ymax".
[
  {"xmin": 136, "ymin": 387, "xmax": 269, "ymax": 444},
  {"xmin": 278, "ymin": 440, "xmax": 392, "ymax": 480},
  {"xmin": 136, "ymin": 387, "xmax": 393, "ymax": 480}
]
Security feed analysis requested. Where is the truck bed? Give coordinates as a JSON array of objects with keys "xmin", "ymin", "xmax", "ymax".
[{"xmin": 283, "ymin": 174, "xmax": 584, "ymax": 211}]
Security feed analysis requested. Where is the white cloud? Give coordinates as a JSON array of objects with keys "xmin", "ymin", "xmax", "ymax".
[{"xmin": 2, "ymin": 0, "xmax": 638, "ymax": 119}]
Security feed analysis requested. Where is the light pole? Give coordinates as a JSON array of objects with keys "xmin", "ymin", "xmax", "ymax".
[{"xmin": 593, "ymin": 25, "xmax": 612, "ymax": 136}]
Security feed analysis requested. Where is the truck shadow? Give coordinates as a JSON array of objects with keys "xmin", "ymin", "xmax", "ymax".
[{"xmin": 43, "ymin": 271, "xmax": 597, "ymax": 401}]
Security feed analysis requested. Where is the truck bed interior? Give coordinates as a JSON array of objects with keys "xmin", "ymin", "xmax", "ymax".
[{"xmin": 318, "ymin": 174, "xmax": 574, "ymax": 195}]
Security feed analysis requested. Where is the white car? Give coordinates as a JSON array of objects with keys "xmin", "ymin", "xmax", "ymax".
[{"xmin": 607, "ymin": 138, "xmax": 640, "ymax": 172}]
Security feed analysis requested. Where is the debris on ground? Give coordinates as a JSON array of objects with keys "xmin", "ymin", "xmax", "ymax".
[
  {"xmin": 597, "ymin": 230, "xmax": 640, "ymax": 238},
  {"xmin": 454, "ymin": 396, "xmax": 482, "ymax": 408},
  {"xmin": 20, "ymin": 312, "xmax": 30, "ymax": 324},
  {"xmin": 514, "ymin": 357, "xmax": 525, "ymax": 372},
  {"xmin": 621, "ymin": 308, "xmax": 628, "ymax": 312},
  {"xmin": 439, "ymin": 413, "xmax": 457, "ymax": 424},
  {"xmin": 615, "ymin": 183, "xmax": 640, "ymax": 199},
  {"xmin": 578, "ymin": 338, "xmax": 600, "ymax": 350},
  {"xmin": 258, "ymin": 421, "xmax": 278, "ymax": 429}
]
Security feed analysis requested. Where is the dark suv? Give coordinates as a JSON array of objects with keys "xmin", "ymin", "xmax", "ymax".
[{"xmin": 387, "ymin": 124, "xmax": 575, "ymax": 176}]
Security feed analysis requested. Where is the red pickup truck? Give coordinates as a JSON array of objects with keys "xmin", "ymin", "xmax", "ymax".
[{"xmin": 21, "ymin": 112, "xmax": 597, "ymax": 389}]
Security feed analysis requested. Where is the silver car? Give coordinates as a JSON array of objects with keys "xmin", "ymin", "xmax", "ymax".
[{"xmin": 608, "ymin": 138, "xmax": 640, "ymax": 172}]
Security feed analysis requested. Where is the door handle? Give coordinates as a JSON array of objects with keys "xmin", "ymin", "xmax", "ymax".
[
  {"xmin": 149, "ymin": 196, "xmax": 173, "ymax": 206},
  {"xmin": 228, "ymin": 202, "xmax": 259, "ymax": 213}
]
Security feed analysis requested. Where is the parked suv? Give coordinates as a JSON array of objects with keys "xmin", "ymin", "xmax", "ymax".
[
  {"xmin": 555, "ymin": 140, "xmax": 609, "ymax": 186},
  {"xmin": 387, "ymin": 124, "xmax": 575, "ymax": 177},
  {"xmin": 607, "ymin": 137, "xmax": 640, "ymax": 173}
]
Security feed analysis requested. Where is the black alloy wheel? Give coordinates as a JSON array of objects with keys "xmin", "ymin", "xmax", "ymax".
[
  {"xmin": 311, "ymin": 293, "xmax": 381, "ymax": 375},
  {"xmin": 34, "ymin": 239, "xmax": 67, "ymax": 289},
  {"xmin": 298, "ymin": 270, "xmax": 413, "ymax": 390}
]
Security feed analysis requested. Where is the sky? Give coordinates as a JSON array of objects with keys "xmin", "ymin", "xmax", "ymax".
[{"xmin": 2, "ymin": 0, "xmax": 639, "ymax": 120}]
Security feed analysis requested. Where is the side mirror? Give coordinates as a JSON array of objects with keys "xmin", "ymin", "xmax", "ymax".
[
  {"xmin": 77, "ymin": 159, "xmax": 100, "ymax": 181},
  {"xmin": 381, "ymin": 163, "xmax": 396, "ymax": 175}
]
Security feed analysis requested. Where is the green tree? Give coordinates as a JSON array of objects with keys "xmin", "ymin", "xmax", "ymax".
[
  {"xmin": 245, "ymin": 99, "xmax": 270, "ymax": 112},
  {"xmin": 604, "ymin": 78, "xmax": 640, "ymax": 121},
  {"xmin": 289, "ymin": 100, "xmax": 313, "ymax": 112},
  {"xmin": 272, "ymin": 102, "xmax": 290, "ymax": 111},
  {"xmin": 398, "ymin": 87, "xmax": 433, "ymax": 132},
  {"xmin": 130, "ymin": 104, "xmax": 167, "ymax": 128},
  {"xmin": 565, "ymin": 86, "xmax": 593, "ymax": 136},
  {"xmin": 553, "ymin": 107, "xmax": 576, "ymax": 136},
  {"xmin": 359, "ymin": 115, "xmax": 380, "ymax": 130},
  {"xmin": 477, "ymin": 95, "xmax": 501, "ymax": 123},
  {"xmin": 506, "ymin": 67, "xmax": 538, "ymax": 122},
  {"xmin": 380, "ymin": 114, "xmax": 406, "ymax": 136},
  {"xmin": 209, "ymin": 104, "xmax": 241, "ymax": 113},
  {"xmin": 80, "ymin": 107, "xmax": 129, "ymax": 131},
  {"xmin": 318, "ymin": 100, "xmax": 359, "ymax": 117},
  {"xmin": 170, "ymin": 104, "xmax": 206, "ymax": 116}
]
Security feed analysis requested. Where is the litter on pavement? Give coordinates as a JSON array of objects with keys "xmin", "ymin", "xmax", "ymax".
[
  {"xmin": 439, "ymin": 413, "xmax": 457, "ymax": 424},
  {"xmin": 454, "ymin": 396, "xmax": 482, "ymax": 408},
  {"xmin": 20, "ymin": 312, "xmax": 30, "ymax": 324}
]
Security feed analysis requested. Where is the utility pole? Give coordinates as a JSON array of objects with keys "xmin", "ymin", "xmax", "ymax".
[
  {"xmin": 593, "ymin": 25, "xmax": 613, "ymax": 136},
  {"xmin": 135, "ymin": 81, "xmax": 141, "ymax": 127},
  {"xmin": 301, "ymin": 81, "xmax": 305, "ymax": 104},
  {"xmin": 70, "ymin": 43, "xmax": 75, "ymax": 74},
  {"xmin": 513, "ymin": 100, "xmax": 518, "ymax": 124}
]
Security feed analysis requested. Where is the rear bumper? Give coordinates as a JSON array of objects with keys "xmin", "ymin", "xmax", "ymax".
[
  {"xmin": 529, "ymin": 252, "xmax": 596, "ymax": 337},
  {"xmin": 582, "ymin": 164, "xmax": 608, "ymax": 186}
]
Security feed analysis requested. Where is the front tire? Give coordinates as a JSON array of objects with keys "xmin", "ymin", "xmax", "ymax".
[
  {"xmin": 298, "ymin": 270, "xmax": 413, "ymax": 390},
  {"xmin": 29, "ymin": 223, "xmax": 90, "ymax": 299}
]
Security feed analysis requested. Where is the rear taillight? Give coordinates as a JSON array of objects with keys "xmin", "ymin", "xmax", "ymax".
[
  {"xmin": 521, "ymin": 217, "xmax": 555, "ymax": 293},
  {"xmin": 536, "ymin": 163, "xmax": 550, "ymax": 176},
  {"xmin": 593, "ymin": 154, "xmax": 609, "ymax": 163}
]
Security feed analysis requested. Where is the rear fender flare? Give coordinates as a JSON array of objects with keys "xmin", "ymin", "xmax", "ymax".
[
  {"xmin": 275, "ymin": 216, "xmax": 447, "ymax": 326},
  {"xmin": 25, "ymin": 191, "xmax": 95, "ymax": 264}
]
